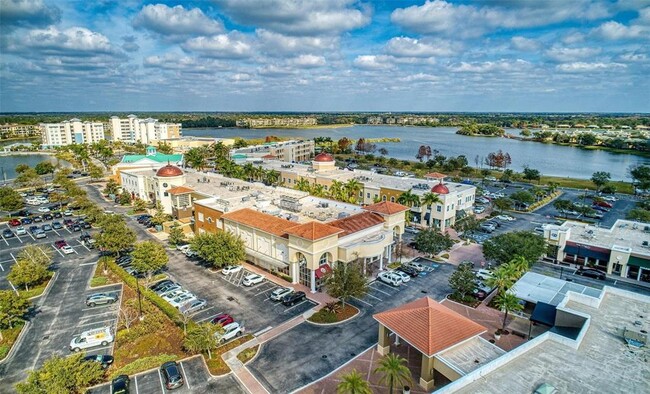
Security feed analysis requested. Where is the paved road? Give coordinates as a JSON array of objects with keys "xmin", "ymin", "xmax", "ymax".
[{"xmin": 248, "ymin": 261, "xmax": 454, "ymax": 393}]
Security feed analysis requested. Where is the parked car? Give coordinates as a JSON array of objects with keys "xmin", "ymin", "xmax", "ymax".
[
  {"xmin": 392, "ymin": 270, "xmax": 411, "ymax": 283},
  {"xmin": 21, "ymin": 217, "xmax": 33, "ymax": 224},
  {"xmin": 216, "ymin": 322, "xmax": 244, "ymax": 343},
  {"xmin": 221, "ymin": 265, "xmax": 243, "ymax": 275},
  {"xmin": 281, "ymin": 291, "xmax": 306, "ymax": 306},
  {"xmin": 2, "ymin": 229, "xmax": 14, "ymax": 238},
  {"xmin": 69, "ymin": 327, "xmax": 113, "ymax": 351},
  {"xmin": 84, "ymin": 354, "xmax": 114, "ymax": 368},
  {"xmin": 396, "ymin": 265, "xmax": 419, "ymax": 277},
  {"xmin": 242, "ymin": 273, "xmax": 264, "ymax": 286},
  {"xmin": 160, "ymin": 361, "xmax": 184, "ymax": 390},
  {"xmin": 592, "ymin": 205, "xmax": 610, "ymax": 212},
  {"xmin": 180, "ymin": 298, "xmax": 207, "ymax": 315},
  {"xmin": 9, "ymin": 218, "xmax": 21, "ymax": 226},
  {"xmin": 150, "ymin": 280, "xmax": 175, "ymax": 292},
  {"xmin": 15, "ymin": 227, "xmax": 26, "ymax": 236},
  {"xmin": 169, "ymin": 293, "xmax": 197, "ymax": 309},
  {"xmin": 162, "ymin": 290, "xmax": 190, "ymax": 302},
  {"xmin": 472, "ymin": 288, "xmax": 488, "ymax": 300},
  {"xmin": 111, "ymin": 375, "xmax": 130, "ymax": 394},
  {"xmin": 475, "ymin": 269, "xmax": 493, "ymax": 281},
  {"xmin": 52, "ymin": 221, "xmax": 63, "ymax": 229},
  {"xmin": 53, "ymin": 211, "xmax": 62, "ymax": 218},
  {"xmin": 63, "ymin": 210, "xmax": 73, "ymax": 216},
  {"xmin": 480, "ymin": 223, "xmax": 496, "ymax": 233},
  {"xmin": 33, "ymin": 215, "xmax": 43, "ymax": 223},
  {"xmin": 473, "ymin": 206, "xmax": 486, "ymax": 214},
  {"xmin": 156, "ymin": 284, "xmax": 182, "ymax": 295},
  {"xmin": 405, "ymin": 261, "xmax": 426, "ymax": 272},
  {"xmin": 211, "ymin": 313, "xmax": 234, "ymax": 326},
  {"xmin": 594, "ymin": 200, "xmax": 613, "ymax": 208},
  {"xmin": 34, "ymin": 230, "xmax": 46, "ymax": 239},
  {"xmin": 378, "ymin": 271, "xmax": 402, "ymax": 287},
  {"xmin": 404, "ymin": 226, "xmax": 420, "ymax": 234},
  {"xmin": 495, "ymin": 215, "xmax": 515, "ymax": 221},
  {"xmin": 86, "ymin": 292, "xmax": 118, "ymax": 307},
  {"xmin": 270, "ymin": 287, "xmax": 294, "ymax": 301},
  {"xmin": 61, "ymin": 245, "xmax": 75, "ymax": 254},
  {"xmin": 54, "ymin": 239, "xmax": 67, "ymax": 248},
  {"xmin": 575, "ymin": 267, "xmax": 606, "ymax": 280},
  {"xmin": 37, "ymin": 207, "xmax": 51, "ymax": 213}
]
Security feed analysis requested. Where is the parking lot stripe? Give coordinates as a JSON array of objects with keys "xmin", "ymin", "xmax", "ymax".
[
  {"xmin": 283, "ymin": 299, "xmax": 311, "ymax": 313},
  {"xmin": 79, "ymin": 262, "xmax": 96, "ymax": 267},
  {"xmin": 369, "ymin": 283, "xmax": 393, "ymax": 295},
  {"xmin": 365, "ymin": 292, "xmax": 382, "ymax": 301},
  {"xmin": 179, "ymin": 361, "xmax": 191, "ymax": 390},
  {"xmin": 8, "ymin": 280, "xmax": 18, "ymax": 294},
  {"xmin": 0, "ymin": 263, "xmax": 3, "ymax": 272},
  {"xmin": 134, "ymin": 375, "xmax": 139, "ymax": 394},
  {"xmin": 351, "ymin": 296, "xmax": 373, "ymax": 307},
  {"xmin": 77, "ymin": 318, "xmax": 117, "ymax": 327},
  {"xmin": 0, "ymin": 235, "xmax": 8, "ymax": 246},
  {"xmin": 157, "ymin": 369, "xmax": 165, "ymax": 393},
  {"xmin": 253, "ymin": 286, "xmax": 277, "ymax": 297},
  {"xmin": 10, "ymin": 252, "xmax": 18, "ymax": 263},
  {"xmin": 82, "ymin": 310, "xmax": 119, "ymax": 319},
  {"xmin": 78, "ymin": 240, "xmax": 91, "ymax": 252},
  {"xmin": 52, "ymin": 245, "xmax": 64, "ymax": 257}
]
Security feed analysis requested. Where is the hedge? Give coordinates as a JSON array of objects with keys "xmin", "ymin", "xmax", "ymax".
[
  {"xmin": 110, "ymin": 354, "xmax": 178, "ymax": 379},
  {"xmin": 107, "ymin": 261, "xmax": 197, "ymax": 332}
]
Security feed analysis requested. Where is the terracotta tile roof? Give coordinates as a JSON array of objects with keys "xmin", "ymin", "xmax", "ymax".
[
  {"xmin": 284, "ymin": 221, "xmax": 343, "ymax": 241},
  {"xmin": 363, "ymin": 201, "xmax": 409, "ymax": 215},
  {"xmin": 261, "ymin": 154, "xmax": 276, "ymax": 159},
  {"xmin": 329, "ymin": 211, "xmax": 385, "ymax": 237},
  {"xmin": 167, "ymin": 186, "xmax": 194, "ymax": 195},
  {"xmin": 221, "ymin": 208, "xmax": 294, "ymax": 238},
  {"xmin": 373, "ymin": 297, "xmax": 486, "ymax": 357},
  {"xmin": 424, "ymin": 172, "xmax": 447, "ymax": 179}
]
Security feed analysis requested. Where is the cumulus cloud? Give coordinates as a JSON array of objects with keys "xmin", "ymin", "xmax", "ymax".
[
  {"xmin": 353, "ymin": 55, "xmax": 394, "ymax": 70},
  {"xmin": 391, "ymin": 0, "xmax": 610, "ymax": 38},
  {"xmin": 121, "ymin": 35, "xmax": 139, "ymax": 52},
  {"xmin": 399, "ymin": 73, "xmax": 438, "ymax": 82},
  {"xmin": 182, "ymin": 33, "xmax": 252, "ymax": 59},
  {"xmin": 214, "ymin": 0, "xmax": 371, "ymax": 36},
  {"xmin": 7, "ymin": 26, "xmax": 115, "ymax": 55},
  {"xmin": 385, "ymin": 37, "xmax": 456, "ymax": 57},
  {"xmin": 449, "ymin": 59, "xmax": 532, "ymax": 73},
  {"xmin": 545, "ymin": 47, "xmax": 601, "ymax": 62},
  {"xmin": 230, "ymin": 73, "xmax": 252, "ymax": 82},
  {"xmin": 256, "ymin": 29, "xmax": 338, "ymax": 55},
  {"xmin": 510, "ymin": 36, "xmax": 540, "ymax": 51},
  {"xmin": 556, "ymin": 62, "xmax": 626, "ymax": 72},
  {"xmin": 289, "ymin": 54, "xmax": 326, "ymax": 68},
  {"xmin": 144, "ymin": 54, "xmax": 229, "ymax": 74},
  {"xmin": 0, "ymin": 0, "xmax": 61, "ymax": 29},
  {"xmin": 592, "ymin": 21, "xmax": 647, "ymax": 40},
  {"xmin": 133, "ymin": 4, "xmax": 223, "ymax": 39},
  {"xmin": 258, "ymin": 64, "xmax": 296, "ymax": 77}
]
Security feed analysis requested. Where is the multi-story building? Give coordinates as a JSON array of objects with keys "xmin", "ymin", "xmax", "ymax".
[
  {"xmin": 235, "ymin": 117, "xmax": 317, "ymax": 128},
  {"xmin": 0, "ymin": 124, "xmax": 40, "ymax": 138},
  {"xmin": 109, "ymin": 115, "xmax": 181, "ymax": 143},
  {"xmin": 230, "ymin": 140, "xmax": 315, "ymax": 163},
  {"xmin": 542, "ymin": 219, "xmax": 650, "ymax": 284},
  {"xmin": 120, "ymin": 163, "xmax": 187, "ymax": 214},
  {"xmin": 40, "ymin": 119, "xmax": 105, "ymax": 147},
  {"xmin": 113, "ymin": 146, "xmax": 184, "ymax": 184}
]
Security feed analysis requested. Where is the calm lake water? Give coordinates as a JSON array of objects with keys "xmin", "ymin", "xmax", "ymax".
[
  {"xmin": 183, "ymin": 125, "xmax": 649, "ymax": 180},
  {"xmin": 0, "ymin": 154, "xmax": 61, "ymax": 180}
]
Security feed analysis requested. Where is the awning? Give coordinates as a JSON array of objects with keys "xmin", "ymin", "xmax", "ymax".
[
  {"xmin": 530, "ymin": 302, "xmax": 557, "ymax": 327},
  {"xmin": 314, "ymin": 263, "xmax": 332, "ymax": 279},
  {"xmin": 628, "ymin": 255, "xmax": 650, "ymax": 269},
  {"xmin": 564, "ymin": 242, "xmax": 610, "ymax": 261}
]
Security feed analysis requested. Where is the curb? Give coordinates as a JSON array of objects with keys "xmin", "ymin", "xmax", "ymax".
[
  {"xmin": 0, "ymin": 321, "xmax": 29, "ymax": 364},
  {"xmin": 304, "ymin": 306, "xmax": 362, "ymax": 327},
  {"xmin": 28, "ymin": 271, "xmax": 57, "ymax": 301}
]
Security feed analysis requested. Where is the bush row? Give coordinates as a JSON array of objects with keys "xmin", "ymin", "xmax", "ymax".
[{"xmin": 110, "ymin": 354, "xmax": 178, "ymax": 379}]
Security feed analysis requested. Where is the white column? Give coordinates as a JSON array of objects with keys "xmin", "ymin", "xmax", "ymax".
[
  {"xmin": 379, "ymin": 251, "xmax": 384, "ymax": 271},
  {"xmin": 291, "ymin": 262, "xmax": 299, "ymax": 284},
  {"xmin": 310, "ymin": 269, "xmax": 316, "ymax": 293}
]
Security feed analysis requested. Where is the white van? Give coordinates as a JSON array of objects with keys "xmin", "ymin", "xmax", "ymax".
[{"xmin": 69, "ymin": 327, "xmax": 113, "ymax": 352}]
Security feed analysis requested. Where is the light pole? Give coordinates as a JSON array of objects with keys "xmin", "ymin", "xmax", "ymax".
[{"xmin": 136, "ymin": 277, "xmax": 144, "ymax": 320}]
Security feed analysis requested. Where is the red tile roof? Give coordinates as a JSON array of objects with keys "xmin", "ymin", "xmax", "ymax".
[
  {"xmin": 221, "ymin": 208, "xmax": 294, "ymax": 238},
  {"xmin": 329, "ymin": 211, "xmax": 385, "ymax": 237},
  {"xmin": 167, "ymin": 186, "xmax": 194, "ymax": 195},
  {"xmin": 363, "ymin": 201, "xmax": 409, "ymax": 215},
  {"xmin": 261, "ymin": 154, "xmax": 276, "ymax": 159},
  {"xmin": 373, "ymin": 297, "xmax": 486, "ymax": 357},
  {"xmin": 424, "ymin": 172, "xmax": 447, "ymax": 179},
  {"xmin": 284, "ymin": 221, "xmax": 343, "ymax": 241}
]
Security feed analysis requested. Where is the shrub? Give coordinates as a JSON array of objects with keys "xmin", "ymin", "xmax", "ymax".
[
  {"xmin": 90, "ymin": 277, "xmax": 108, "ymax": 287},
  {"xmin": 308, "ymin": 309, "xmax": 337, "ymax": 324},
  {"xmin": 110, "ymin": 354, "xmax": 178, "ymax": 379}
]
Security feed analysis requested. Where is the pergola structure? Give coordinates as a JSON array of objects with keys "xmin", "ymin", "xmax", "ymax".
[{"xmin": 374, "ymin": 297, "xmax": 491, "ymax": 390}]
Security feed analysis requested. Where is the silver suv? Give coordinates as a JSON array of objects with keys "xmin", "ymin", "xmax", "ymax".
[{"xmin": 86, "ymin": 293, "xmax": 118, "ymax": 307}]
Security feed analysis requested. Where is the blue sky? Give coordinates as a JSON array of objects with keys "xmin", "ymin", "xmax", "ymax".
[{"xmin": 1, "ymin": 0, "xmax": 649, "ymax": 112}]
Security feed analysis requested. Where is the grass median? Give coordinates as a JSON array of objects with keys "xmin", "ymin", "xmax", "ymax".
[{"xmin": 0, "ymin": 322, "xmax": 25, "ymax": 360}]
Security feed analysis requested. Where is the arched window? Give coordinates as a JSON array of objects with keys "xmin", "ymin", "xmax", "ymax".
[
  {"xmin": 319, "ymin": 252, "xmax": 331, "ymax": 265},
  {"xmin": 390, "ymin": 196, "xmax": 395, "ymax": 202},
  {"xmin": 382, "ymin": 195, "xmax": 387, "ymax": 201},
  {"xmin": 207, "ymin": 217, "xmax": 212, "ymax": 223}
]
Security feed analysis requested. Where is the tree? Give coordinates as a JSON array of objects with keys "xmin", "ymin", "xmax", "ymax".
[
  {"xmin": 94, "ymin": 220, "xmax": 136, "ymax": 258},
  {"xmin": 323, "ymin": 262, "xmax": 368, "ymax": 308},
  {"xmin": 18, "ymin": 245, "xmax": 52, "ymax": 268},
  {"xmin": 185, "ymin": 147, "xmax": 207, "ymax": 171},
  {"xmin": 628, "ymin": 208, "xmax": 650, "ymax": 222},
  {"xmin": 397, "ymin": 189, "xmax": 420, "ymax": 208},
  {"xmin": 16, "ymin": 353, "xmax": 104, "ymax": 394},
  {"xmin": 578, "ymin": 133, "xmax": 597, "ymax": 146},
  {"xmin": 294, "ymin": 178, "xmax": 311, "ymax": 192},
  {"xmin": 0, "ymin": 291, "xmax": 30, "ymax": 340},
  {"xmin": 510, "ymin": 191, "xmax": 534, "ymax": 207},
  {"xmin": 482, "ymin": 231, "xmax": 547, "ymax": 266},
  {"xmin": 493, "ymin": 197, "xmax": 513, "ymax": 213},
  {"xmin": 15, "ymin": 168, "xmax": 43, "ymax": 188},
  {"xmin": 591, "ymin": 171, "xmax": 611, "ymax": 191},
  {"xmin": 453, "ymin": 215, "xmax": 480, "ymax": 234},
  {"xmin": 183, "ymin": 322, "xmax": 221, "ymax": 360},
  {"xmin": 103, "ymin": 179, "xmax": 120, "ymax": 196},
  {"xmin": 117, "ymin": 190, "xmax": 132, "ymax": 205},
  {"xmin": 630, "ymin": 164, "xmax": 650, "ymax": 191},
  {"xmin": 157, "ymin": 141, "xmax": 173, "ymax": 154},
  {"xmin": 378, "ymin": 147, "xmax": 389, "ymax": 157},
  {"xmin": 373, "ymin": 353, "xmax": 412, "ymax": 394},
  {"xmin": 150, "ymin": 201, "xmax": 170, "ymax": 226},
  {"xmin": 414, "ymin": 229, "xmax": 454, "ymax": 256},
  {"xmin": 337, "ymin": 370, "xmax": 372, "ymax": 394},
  {"xmin": 0, "ymin": 186, "xmax": 24, "ymax": 211},
  {"xmin": 168, "ymin": 225, "xmax": 186, "ymax": 247},
  {"xmin": 494, "ymin": 292, "xmax": 524, "ymax": 331},
  {"xmin": 15, "ymin": 164, "xmax": 30, "ymax": 174},
  {"xmin": 34, "ymin": 161, "xmax": 55, "ymax": 175},
  {"xmin": 88, "ymin": 164, "xmax": 103, "ymax": 180},
  {"xmin": 344, "ymin": 179, "xmax": 363, "ymax": 204},
  {"xmin": 131, "ymin": 241, "xmax": 168, "ymax": 283},
  {"xmin": 522, "ymin": 166, "xmax": 541, "ymax": 183},
  {"xmin": 190, "ymin": 231, "xmax": 246, "ymax": 268},
  {"xmin": 449, "ymin": 262, "xmax": 477, "ymax": 301},
  {"xmin": 132, "ymin": 198, "xmax": 147, "ymax": 212},
  {"xmin": 553, "ymin": 199, "xmax": 574, "ymax": 217},
  {"xmin": 486, "ymin": 264, "xmax": 517, "ymax": 295},
  {"xmin": 8, "ymin": 260, "xmax": 49, "ymax": 291}
]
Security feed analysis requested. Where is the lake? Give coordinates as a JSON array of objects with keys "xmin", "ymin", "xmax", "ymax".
[
  {"xmin": 183, "ymin": 125, "xmax": 649, "ymax": 180},
  {"xmin": 0, "ymin": 154, "xmax": 61, "ymax": 180}
]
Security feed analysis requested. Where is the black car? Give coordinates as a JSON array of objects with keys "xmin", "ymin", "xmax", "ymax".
[
  {"xmin": 282, "ymin": 291, "xmax": 306, "ymax": 306},
  {"xmin": 137, "ymin": 215, "xmax": 152, "ymax": 223},
  {"xmin": 576, "ymin": 267, "xmax": 606, "ymax": 280},
  {"xmin": 160, "ymin": 361, "xmax": 184, "ymax": 390},
  {"xmin": 43, "ymin": 213, "xmax": 53, "ymax": 221},
  {"xmin": 396, "ymin": 265, "xmax": 419, "ymax": 277},
  {"xmin": 150, "ymin": 280, "xmax": 175, "ymax": 292},
  {"xmin": 82, "ymin": 222, "xmax": 91, "ymax": 229},
  {"xmin": 53, "ymin": 211, "xmax": 62, "ymax": 218},
  {"xmin": 84, "ymin": 354, "xmax": 114, "ymax": 368},
  {"xmin": 33, "ymin": 216, "xmax": 42, "ymax": 223},
  {"xmin": 71, "ymin": 224, "xmax": 81, "ymax": 232},
  {"xmin": 111, "ymin": 375, "xmax": 130, "ymax": 394}
]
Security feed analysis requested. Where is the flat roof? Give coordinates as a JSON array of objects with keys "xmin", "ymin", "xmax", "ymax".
[
  {"xmin": 553, "ymin": 219, "xmax": 650, "ymax": 258},
  {"xmin": 510, "ymin": 272, "xmax": 602, "ymax": 306},
  {"xmin": 451, "ymin": 288, "xmax": 650, "ymax": 394},
  {"xmin": 436, "ymin": 336, "xmax": 505, "ymax": 375}
]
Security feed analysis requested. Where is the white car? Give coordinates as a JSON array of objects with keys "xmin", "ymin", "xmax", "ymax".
[
  {"xmin": 38, "ymin": 207, "xmax": 51, "ymax": 213},
  {"xmin": 270, "ymin": 287, "xmax": 293, "ymax": 301},
  {"xmin": 169, "ymin": 293, "xmax": 196, "ymax": 309},
  {"xmin": 162, "ymin": 289, "xmax": 190, "ymax": 301},
  {"xmin": 474, "ymin": 206, "xmax": 486, "ymax": 214},
  {"xmin": 391, "ymin": 270, "xmax": 411, "ymax": 283},
  {"xmin": 602, "ymin": 196, "xmax": 617, "ymax": 202},
  {"xmin": 495, "ymin": 215, "xmax": 515, "ymax": 221},
  {"xmin": 405, "ymin": 261, "xmax": 426, "ymax": 272},
  {"xmin": 378, "ymin": 271, "xmax": 402, "ymax": 287},
  {"xmin": 216, "ymin": 322, "xmax": 244, "ymax": 344},
  {"xmin": 222, "ymin": 265, "xmax": 243, "ymax": 275},
  {"xmin": 176, "ymin": 244, "xmax": 191, "ymax": 252},
  {"xmin": 15, "ymin": 227, "xmax": 27, "ymax": 236},
  {"xmin": 475, "ymin": 269, "xmax": 493, "ymax": 280},
  {"xmin": 63, "ymin": 210, "xmax": 73, "ymax": 216},
  {"xmin": 61, "ymin": 245, "xmax": 74, "ymax": 254},
  {"xmin": 242, "ymin": 273, "xmax": 264, "ymax": 286},
  {"xmin": 180, "ymin": 299, "xmax": 207, "ymax": 315}
]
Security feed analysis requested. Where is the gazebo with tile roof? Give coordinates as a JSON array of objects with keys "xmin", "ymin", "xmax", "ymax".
[{"xmin": 373, "ymin": 297, "xmax": 487, "ymax": 390}]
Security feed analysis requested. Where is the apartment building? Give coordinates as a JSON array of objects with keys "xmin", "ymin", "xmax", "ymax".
[
  {"xmin": 109, "ymin": 115, "xmax": 181, "ymax": 143},
  {"xmin": 0, "ymin": 124, "xmax": 40, "ymax": 138},
  {"xmin": 40, "ymin": 119, "xmax": 105, "ymax": 147},
  {"xmin": 230, "ymin": 139, "xmax": 315, "ymax": 163},
  {"xmin": 235, "ymin": 117, "xmax": 317, "ymax": 128}
]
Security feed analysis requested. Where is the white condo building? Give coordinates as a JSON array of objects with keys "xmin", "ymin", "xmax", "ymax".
[
  {"xmin": 109, "ymin": 115, "xmax": 181, "ymax": 144},
  {"xmin": 41, "ymin": 119, "xmax": 105, "ymax": 147}
]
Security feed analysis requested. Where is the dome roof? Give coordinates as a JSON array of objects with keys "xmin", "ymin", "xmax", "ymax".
[
  {"xmin": 431, "ymin": 181, "xmax": 449, "ymax": 195},
  {"xmin": 156, "ymin": 164, "xmax": 184, "ymax": 177},
  {"xmin": 314, "ymin": 152, "xmax": 334, "ymax": 162}
]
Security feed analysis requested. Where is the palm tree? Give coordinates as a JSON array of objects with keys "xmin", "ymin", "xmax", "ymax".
[
  {"xmin": 344, "ymin": 179, "xmax": 363, "ymax": 204},
  {"xmin": 329, "ymin": 180, "xmax": 346, "ymax": 201},
  {"xmin": 373, "ymin": 353, "xmax": 412, "ymax": 394},
  {"xmin": 421, "ymin": 192, "xmax": 442, "ymax": 226},
  {"xmin": 295, "ymin": 178, "xmax": 311, "ymax": 192},
  {"xmin": 485, "ymin": 265, "xmax": 516, "ymax": 295},
  {"xmin": 311, "ymin": 183, "xmax": 327, "ymax": 197},
  {"xmin": 264, "ymin": 169, "xmax": 280, "ymax": 186},
  {"xmin": 507, "ymin": 255, "xmax": 529, "ymax": 278},
  {"xmin": 494, "ymin": 292, "xmax": 524, "ymax": 331},
  {"xmin": 397, "ymin": 189, "xmax": 420, "ymax": 208},
  {"xmin": 242, "ymin": 163, "xmax": 254, "ymax": 181},
  {"xmin": 337, "ymin": 370, "xmax": 372, "ymax": 394}
]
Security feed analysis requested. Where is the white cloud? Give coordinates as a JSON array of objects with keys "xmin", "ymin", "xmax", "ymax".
[
  {"xmin": 144, "ymin": 54, "xmax": 229, "ymax": 74},
  {"xmin": 182, "ymin": 33, "xmax": 252, "ymax": 59},
  {"xmin": 450, "ymin": 59, "xmax": 532, "ymax": 73},
  {"xmin": 545, "ymin": 47, "xmax": 601, "ymax": 62},
  {"xmin": 556, "ymin": 62, "xmax": 626, "ymax": 72},
  {"xmin": 257, "ymin": 64, "xmax": 296, "ymax": 77},
  {"xmin": 562, "ymin": 32, "xmax": 586, "ymax": 44},
  {"xmin": 353, "ymin": 55, "xmax": 394, "ymax": 70},
  {"xmin": 385, "ymin": 37, "xmax": 456, "ymax": 57},
  {"xmin": 510, "ymin": 36, "xmax": 540, "ymax": 51},
  {"xmin": 289, "ymin": 54, "xmax": 326, "ymax": 68},
  {"xmin": 619, "ymin": 52, "xmax": 647, "ymax": 62},
  {"xmin": 592, "ymin": 21, "xmax": 647, "ymax": 40},
  {"xmin": 230, "ymin": 73, "xmax": 252, "ymax": 81},
  {"xmin": 0, "ymin": 0, "xmax": 60, "ymax": 28},
  {"xmin": 256, "ymin": 29, "xmax": 338, "ymax": 55},
  {"xmin": 214, "ymin": 0, "xmax": 371, "ymax": 36},
  {"xmin": 399, "ymin": 73, "xmax": 438, "ymax": 82},
  {"xmin": 9, "ymin": 26, "xmax": 114, "ymax": 54},
  {"xmin": 133, "ymin": 4, "xmax": 223, "ymax": 38}
]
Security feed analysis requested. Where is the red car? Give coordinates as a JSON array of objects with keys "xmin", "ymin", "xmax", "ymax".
[
  {"xmin": 9, "ymin": 219, "xmax": 21, "ymax": 227},
  {"xmin": 594, "ymin": 200, "xmax": 613, "ymax": 208},
  {"xmin": 54, "ymin": 240, "xmax": 67, "ymax": 249},
  {"xmin": 211, "ymin": 313, "xmax": 234, "ymax": 326}
]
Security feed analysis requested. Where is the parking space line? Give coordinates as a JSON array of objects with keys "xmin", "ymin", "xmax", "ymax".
[
  {"xmin": 352, "ymin": 296, "xmax": 373, "ymax": 307},
  {"xmin": 135, "ymin": 375, "xmax": 139, "ymax": 394},
  {"xmin": 52, "ymin": 245, "xmax": 64, "ymax": 257},
  {"xmin": 79, "ymin": 262, "xmax": 96, "ymax": 267},
  {"xmin": 82, "ymin": 310, "xmax": 119, "ymax": 319},
  {"xmin": 157, "ymin": 369, "xmax": 165, "ymax": 393},
  {"xmin": 253, "ymin": 286, "xmax": 277, "ymax": 297},
  {"xmin": 0, "ymin": 263, "xmax": 3, "ymax": 272},
  {"xmin": 52, "ymin": 228, "xmax": 61, "ymax": 236},
  {"xmin": 0, "ymin": 235, "xmax": 8, "ymax": 246},
  {"xmin": 369, "ymin": 283, "xmax": 393, "ymax": 295},
  {"xmin": 77, "ymin": 318, "xmax": 117, "ymax": 328},
  {"xmin": 8, "ymin": 280, "xmax": 18, "ymax": 294},
  {"xmin": 283, "ymin": 299, "xmax": 310, "ymax": 313},
  {"xmin": 78, "ymin": 240, "xmax": 91, "ymax": 252},
  {"xmin": 365, "ymin": 292, "xmax": 382, "ymax": 301},
  {"xmin": 10, "ymin": 252, "xmax": 18, "ymax": 263},
  {"xmin": 179, "ymin": 361, "xmax": 191, "ymax": 390}
]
